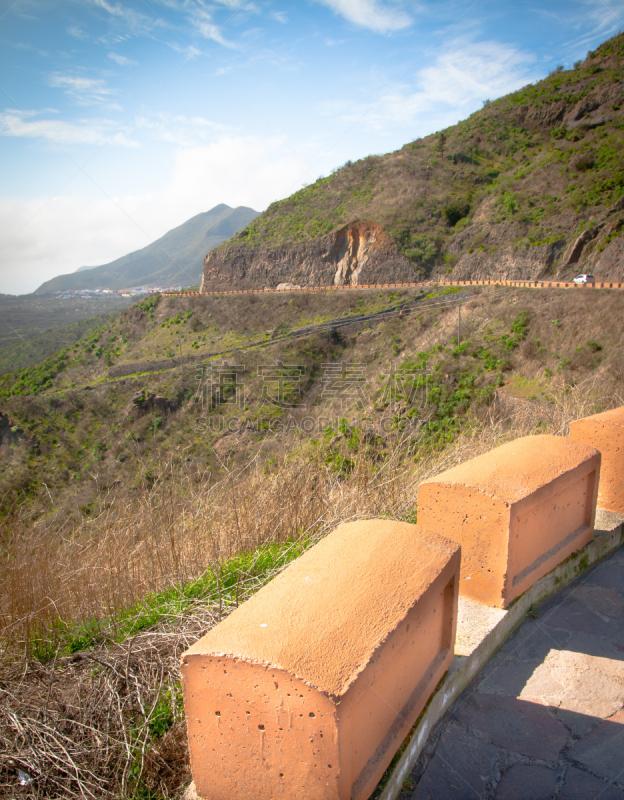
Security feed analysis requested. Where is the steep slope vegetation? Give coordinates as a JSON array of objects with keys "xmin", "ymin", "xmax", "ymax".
[
  {"xmin": 2, "ymin": 283, "xmax": 624, "ymax": 800},
  {"xmin": 36, "ymin": 204, "xmax": 259, "ymax": 294},
  {"xmin": 1, "ymin": 284, "xmax": 623, "ymax": 528},
  {"xmin": 202, "ymin": 34, "xmax": 624, "ymax": 290}
]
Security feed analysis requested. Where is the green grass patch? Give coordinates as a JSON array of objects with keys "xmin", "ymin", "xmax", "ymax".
[{"xmin": 29, "ymin": 539, "xmax": 311, "ymax": 661}]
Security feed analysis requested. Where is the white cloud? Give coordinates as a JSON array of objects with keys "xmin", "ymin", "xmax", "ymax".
[
  {"xmin": 564, "ymin": 0, "xmax": 624, "ymax": 53},
  {"xmin": 49, "ymin": 73, "xmax": 116, "ymax": 105},
  {"xmin": 5, "ymin": 39, "xmax": 49, "ymax": 56},
  {"xmin": 0, "ymin": 135, "xmax": 310, "ymax": 294},
  {"xmin": 91, "ymin": 0, "xmax": 157, "ymax": 32},
  {"xmin": 270, "ymin": 10, "xmax": 288, "ymax": 24},
  {"xmin": 192, "ymin": 11, "xmax": 237, "ymax": 47},
  {"xmin": 397, "ymin": 40, "xmax": 536, "ymax": 116},
  {"xmin": 320, "ymin": 39, "xmax": 539, "ymax": 134},
  {"xmin": 67, "ymin": 25, "xmax": 88, "ymax": 39},
  {"xmin": 213, "ymin": 0, "xmax": 257, "ymax": 8},
  {"xmin": 314, "ymin": 0, "xmax": 412, "ymax": 33},
  {"xmin": 158, "ymin": 136, "xmax": 308, "ymax": 216},
  {"xmin": 531, "ymin": 0, "xmax": 624, "ymax": 57},
  {"xmin": 134, "ymin": 112, "xmax": 233, "ymax": 146},
  {"xmin": 0, "ymin": 195, "xmax": 148, "ymax": 295},
  {"xmin": 167, "ymin": 42, "xmax": 202, "ymax": 58},
  {"xmin": 108, "ymin": 52, "xmax": 137, "ymax": 65},
  {"xmin": 0, "ymin": 108, "xmax": 236, "ymax": 149},
  {"xmin": 196, "ymin": 20, "xmax": 235, "ymax": 46},
  {"xmin": 0, "ymin": 108, "xmax": 138, "ymax": 146},
  {"xmin": 584, "ymin": 0, "xmax": 624, "ymax": 30}
]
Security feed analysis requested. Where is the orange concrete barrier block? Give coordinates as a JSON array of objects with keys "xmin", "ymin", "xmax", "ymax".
[
  {"xmin": 417, "ymin": 435, "xmax": 600, "ymax": 608},
  {"xmin": 181, "ymin": 520, "xmax": 460, "ymax": 800},
  {"xmin": 569, "ymin": 407, "xmax": 624, "ymax": 513}
]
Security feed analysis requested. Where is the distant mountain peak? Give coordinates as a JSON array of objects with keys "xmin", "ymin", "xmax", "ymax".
[{"xmin": 36, "ymin": 204, "xmax": 259, "ymax": 294}]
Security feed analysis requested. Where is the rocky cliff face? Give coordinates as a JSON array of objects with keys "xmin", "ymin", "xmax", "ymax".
[
  {"xmin": 201, "ymin": 195, "xmax": 624, "ymax": 292},
  {"xmin": 200, "ymin": 221, "xmax": 416, "ymax": 291}
]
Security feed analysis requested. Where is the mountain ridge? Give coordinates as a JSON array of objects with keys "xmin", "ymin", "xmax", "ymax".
[{"xmin": 35, "ymin": 203, "xmax": 259, "ymax": 294}]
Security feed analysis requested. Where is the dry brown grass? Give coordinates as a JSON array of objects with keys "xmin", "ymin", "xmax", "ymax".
[
  {"xmin": 1, "ymin": 448, "xmax": 404, "ymax": 655},
  {"xmin": 1, "ymin": 410, "xmax": 542, "ymax": 655},
  {"xmin": 0, "ymin": 385, "xmax": 620, "ymax": 798}
]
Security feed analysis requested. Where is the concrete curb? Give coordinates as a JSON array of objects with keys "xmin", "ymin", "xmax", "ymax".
[{"xmin": 378, "ymin": 508, "xmax": 624, "ymax": 800}]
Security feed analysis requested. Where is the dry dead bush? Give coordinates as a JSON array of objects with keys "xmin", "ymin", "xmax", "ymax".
[
  {"xmin": 0, "ymin": 623, "xmax": 200, "ymax": 799},
  {"xmin": 493, "ymin": 374, "xmax": 622, "ymax": 435},
  {"xmin": 0, "ymin": 443, "xmax": 422, "ymax": 654}
]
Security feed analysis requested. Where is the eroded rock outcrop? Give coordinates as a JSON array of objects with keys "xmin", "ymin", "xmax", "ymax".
[
  {"xmin": 440, "ymin": 191, "xmax": 624, "ymax": 284},
  {"xmin": 131, "ymin": 392, "xmax": 176, "ymax": 413},
  {"xmin": 200, "ymin": 221, "xmax": 416, "ymax": 292}
]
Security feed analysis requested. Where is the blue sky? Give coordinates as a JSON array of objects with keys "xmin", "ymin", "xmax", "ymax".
[{"xmin": 1, "ymin": 0, "xmax": 623, "ymax": 294}]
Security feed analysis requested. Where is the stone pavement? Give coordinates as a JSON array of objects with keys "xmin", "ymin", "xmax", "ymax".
[{"xmin": 400, "ymin": 543, "xmax": 624, "ymax": 800}]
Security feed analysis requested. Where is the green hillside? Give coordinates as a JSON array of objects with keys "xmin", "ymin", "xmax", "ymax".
[
  {"xmin": 0, "ymin": 293, "xmax": 135, "ymax": 374},
  {"xmin": 217, "ymin": 34, "xmax": 624, "ymax": 281},
  {"xmin": 1, "ymin": 284, "xmax": 622, "ymax": 525}
]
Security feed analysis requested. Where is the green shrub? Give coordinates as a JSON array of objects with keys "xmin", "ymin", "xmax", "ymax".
[
  {"xmin": 442, "ymin": 201, "xmax": 470, "ymax": 227},
  {"xmin": 500, "ymin": 191, "xmax": 519, "ymax": 215}
]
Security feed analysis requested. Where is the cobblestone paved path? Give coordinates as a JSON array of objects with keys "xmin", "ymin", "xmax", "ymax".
[{"xmin": 401, "ymin": 544, "xmax": 624, "ymax": 800}]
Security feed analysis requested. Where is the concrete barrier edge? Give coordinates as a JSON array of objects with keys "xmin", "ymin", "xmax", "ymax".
[{"xmin": 379, "ymin": 516, "xmax": 624, "ymax": 800}]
